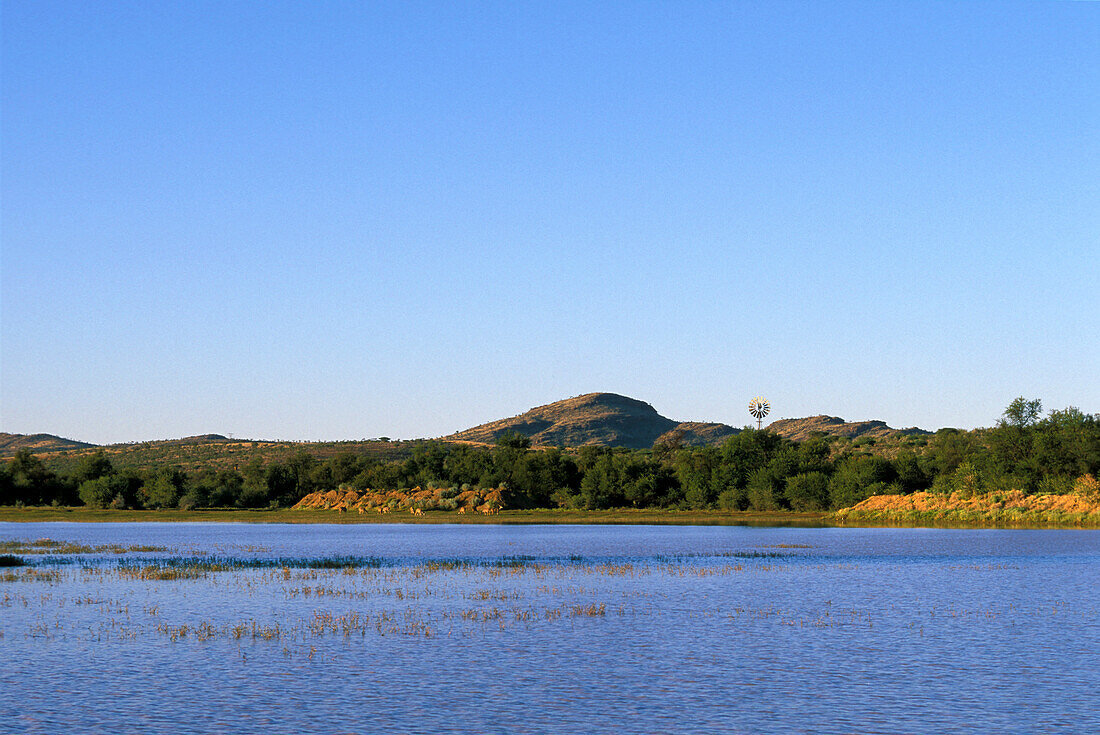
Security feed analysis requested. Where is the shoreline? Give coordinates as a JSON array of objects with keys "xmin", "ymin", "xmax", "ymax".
[
  {"xmin": 0, "ymin": 506, "xmax": 1098, "ymax": 529},
  {"xmin": 0, "ymin": 507, "xmax": 826, "ymax": 526}
]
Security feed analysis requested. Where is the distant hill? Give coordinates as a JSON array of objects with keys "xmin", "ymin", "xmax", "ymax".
[
  {"xmin": 654, "ymin": 422, "xmax": 740, "ymax": 447},
  {"xmin": 766, "ymin": 415, "xmax": 930, "ymax": 443},
  {"xmin": 0, "ymin": 432, "xmax": 97, "ymax": 456},
  {"xmin": 446, "ymin": 393, "xmax": 740, "ymax": 449},
  {"xmin": 14, "ymin": 436, "xmax": 419, "ymax": 475}
]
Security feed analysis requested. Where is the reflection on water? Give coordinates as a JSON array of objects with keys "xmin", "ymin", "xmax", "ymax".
[{"xmin": 1, "ymin": 523, "xmax": 1098, "ymax": 734}]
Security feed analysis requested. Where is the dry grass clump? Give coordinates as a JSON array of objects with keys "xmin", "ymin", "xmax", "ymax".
[
  {"xmin": 835, "ymin": 485, "xmax": 1100, "ymax": 527},
  {"xmin": 292, "ymin": 485, "xmax": 508, "ymax": 514},
  {"xmin": 117, "ymin": 565, "xmax": 207, "ymax": 581},
  {"xmin": 1075, "ymin": 474, "xmax": 1100, "ymax": 501}
]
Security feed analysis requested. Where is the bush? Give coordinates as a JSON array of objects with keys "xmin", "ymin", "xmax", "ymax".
[
  {"xmin": 950, "ymin": 461, "xmax": 984, "ymax": 499},
  {"xmin": 786, "ymin": 472, "xmax": 830, "ymax": 512},
  {"xmin": 746, "ymin": 469, "xmax": 782, "ymax": 511},
  {"xmin": 79, "ymin": 476, "xmax": 130, "ymax": 509},
  {"xmin": 715, "ymin": 488, "xmax": 738, "ymax": 511},
  {"xmin": 1074, "ymin": 474, "xmax": 1100, "ymax": 501},
  {"xmin": 1037, "ymin": 475, "xmax": 1073, "ymax": 495}
]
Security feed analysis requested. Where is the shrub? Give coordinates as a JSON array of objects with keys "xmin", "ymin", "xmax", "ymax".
[
  {"xmin": 1074, "ymin": 474, "xmax": 1100, "ymax": 500},
  {"xmin": 746, "ymin": 469, "xmax": 781, "ymax": 511},
  {"xmin": 950, "ymin": 462, "xmax": 984, "ymax": 499},
  {"xmin": 785, "ymin": 472, "xmax": 830, "ymax": 512},
  {"xmin": 1037, "ymin": 475, "xmax": 1073, "ymax": 496},
  {"xmin": 716, "ymin": 488, "xmax": 741, "ymax": 511},
  {"xmin": 79, "ymin": 476, "xmax": 130, "ymax": 509}
]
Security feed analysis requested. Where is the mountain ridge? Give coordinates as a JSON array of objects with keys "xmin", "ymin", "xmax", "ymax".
[
  {"xmin": 446, "ymin": 393, "xmax": 929, "ymax": 448},
  {"xmin": 3, "ymin": 396, "xmax": 931, "ymax": 459}
]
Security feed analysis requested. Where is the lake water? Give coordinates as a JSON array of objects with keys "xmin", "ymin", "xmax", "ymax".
[{"xmin": 1, "ymin": 522, "xmax": 1097, "ymax": 734}]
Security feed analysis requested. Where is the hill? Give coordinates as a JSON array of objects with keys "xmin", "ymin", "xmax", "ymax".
[
  {"xmin": 446, "ymin": 393, "xmax": 740, "ymax": 449},
  {"xmin": 0, "ymin": 432, "xmax": 97, "ymax": 455},
  {"xmin": 6, "ymin": 435, "xmax": 418, "ymax": 475},
  {"xmin": 766, "ymin": 415, "xmax": 930, "ymax": 443}
]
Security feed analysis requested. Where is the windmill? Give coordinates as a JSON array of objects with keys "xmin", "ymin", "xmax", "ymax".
[{"xmin": 748, "ymin": 396, "xmax": 770, "ymax": 430}]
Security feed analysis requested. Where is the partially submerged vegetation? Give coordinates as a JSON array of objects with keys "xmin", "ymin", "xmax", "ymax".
[
  {"xmin": 0, "ymin": 539, "xmax": 167, "ymax": 555},
  {"xmin": 0, "ymin": 540, "xmax": 810, "ymax": 646}
]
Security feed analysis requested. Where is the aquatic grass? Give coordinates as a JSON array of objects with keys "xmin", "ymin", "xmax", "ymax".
[
  {"xmin": 571, "ymin": 603, "xmax": 607, "ymax": 617},
  {"xmin": 0, "ymin": 539, "xmax": 168, "ymax": 555},
  {"xmin": 117, "ymin": 565, "xmax": 207, "ymax": 581},
  {"xmin": 0, "ymin": 568, "xmax": 62, "ymax": 583},
  {"xmin": 96, "ymin": 555, "xmax": 387, "ymax": 573}
]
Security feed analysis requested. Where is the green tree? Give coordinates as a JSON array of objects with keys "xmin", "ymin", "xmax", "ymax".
[
  {"xmin": 828, "ymin": 456, "xmax": 896, "ymax": 509},
  {"xmin": 78, "ymin": 475, "xmax": 131, "ymax": 509},
  {"xmin": 746, "ymin": 467, "xmax": 783, "ymax": 511},
  {"xmin": 143, "ymin": 467, "xmax": 186, "ymax": 509},
  {"xmin": 785, "ymin": 472, "xmax": 830, "ymax": 511},
  {"xmin": 7, "ymin": 450, "xmax": 62, "ymax": 505},
  {"xmin": 1002, "ymin": 397, "xmax": 1042, "ymax": 428},
  {"xmin": 73, "ymin": 451, "xmax": 115, "ymax": 485},
  {"xmin": 496, "ymin": 432, "xmax": 532, "ymax": 450},
  {"xmin": 239, "ymin": 458, "xmax": 271, "ymax": 507}
]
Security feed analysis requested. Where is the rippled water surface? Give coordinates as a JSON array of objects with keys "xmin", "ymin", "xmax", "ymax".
[{"xmin": 1, "ymin": 523, "xmax": 1098, "ymax": 734}]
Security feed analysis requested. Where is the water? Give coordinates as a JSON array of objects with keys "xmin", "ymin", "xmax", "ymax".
[{"xmin": 1, "ymin": 523, "xmax": 1097, "ymax": 734}]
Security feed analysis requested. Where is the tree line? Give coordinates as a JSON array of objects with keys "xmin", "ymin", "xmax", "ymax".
[{"xmin": 2, "ymin": 398, "xmax": 1097, "ymax": 511}]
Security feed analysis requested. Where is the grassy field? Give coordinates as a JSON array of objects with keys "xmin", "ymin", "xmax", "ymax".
[{"xmin": 0, "ymin": 506, "xmax": 829, "ymax": 526}]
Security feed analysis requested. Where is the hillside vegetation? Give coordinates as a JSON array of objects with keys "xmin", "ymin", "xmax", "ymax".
[
  {"xmin": 0, "ymin": 433, "xmax": 94, "ymax": 455},
  {"xmin": 2, "ymin": 397, "xmax": 1096, "ymax": 528},
  {"xmin": 5, "ymin": 437, "xmax": 416, "ymax": 476}
]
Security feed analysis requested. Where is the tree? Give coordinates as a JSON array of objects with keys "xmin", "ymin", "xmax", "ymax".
[
  {"xmin": 143, "ymin": 467, "xmax": 186, "ymax": 509},
  {"xmin": 239, "ymin": 458, "xmax": 271, "ymax": 507},
  {"xmin": 746, "ymin": 467, "xmax": 783, "ymax": 511},
  {"xmin": 79, "ymin": 475, "xmax": 131, "ymax": 509},
  {"xmin": 496, "ymin": 432, "xmax": 532, "ymax": 450},
  {"xmin": 829, "ymin": 456, "xmax": 896, "ymax": 509},
  {"xmin": 73, "ymin": 451, "xmax": 115, "ymax": 485},
  {"xmin": 7, "ymin": 450, "xmax": 62, "ymax": 505},
  {"xmin": 786, "ymin": 472, "xmax": 830, "ymax": 511},
  {"xmin": 1001, "ymin": 397, "xmax": 1042, "ymax": 428}
]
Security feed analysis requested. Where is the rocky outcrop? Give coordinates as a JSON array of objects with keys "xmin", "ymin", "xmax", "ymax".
[
  {"xmin": 767, "ymin": 415, "xmax": 929, "ymax": 443},
  {"xmin": 446, "ymin": 393, "xmax": 739, "ymax": 449}
]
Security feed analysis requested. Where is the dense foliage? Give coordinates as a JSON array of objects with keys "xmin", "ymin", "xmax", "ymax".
[{"xmin": 2, "ymin": 400, "xmax": 1097, "ymax": 511}]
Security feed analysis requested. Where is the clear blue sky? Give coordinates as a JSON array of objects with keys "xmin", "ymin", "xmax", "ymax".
[{"xmin": 2, "ymin": 1, "xmax": 1097, "ymax": 444}]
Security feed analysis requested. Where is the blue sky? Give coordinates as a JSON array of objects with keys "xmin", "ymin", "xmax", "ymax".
[{"xmin": 2, "ymin": 1, "xmax": 1097, "ymax": 444}]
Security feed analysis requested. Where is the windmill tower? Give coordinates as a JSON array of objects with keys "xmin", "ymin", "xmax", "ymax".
[{"xmin": 748, "ymin": 396, "xmax": 770, "ymax": 431}]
